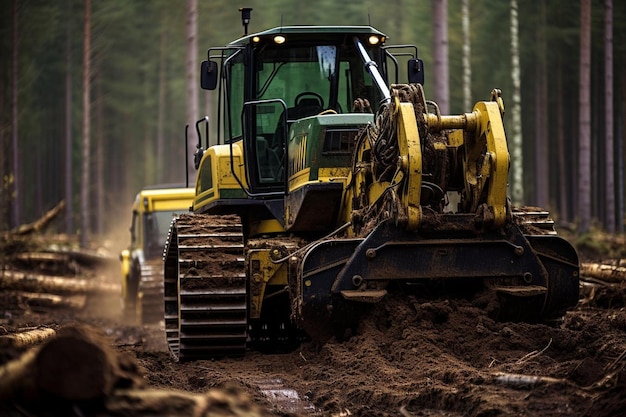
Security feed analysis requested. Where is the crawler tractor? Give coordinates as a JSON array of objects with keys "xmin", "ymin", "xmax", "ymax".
[
  {"xmin": 120, "ymin": 185, "xmax": 194, "ymax": 324},
  {"xmin": 164, "ymin": 11, "xmax": 579, "ymax": 360}
]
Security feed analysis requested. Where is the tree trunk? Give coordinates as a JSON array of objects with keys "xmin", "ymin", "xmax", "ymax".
[
  {"xmin": 461, "ymin": 0, "xmax": 471, "ymax": 112},
  {"xmin": 431, "ymin": 0, "xmax": 449, "ymax": 114},
  {"xmin": 619, "ymin": 70, "xmax": 625, "ymax": 234},
  {"xmin": 0, "ymin": 270, "xmax": 120, "ymax": 295},
  {"xmin": 0, "ymin": 328, "xmax": 56, "ymax": 349},
  {"xmin": 157, "ymin": 18, "xmax": 167, "ymax": 183},
  {"xmin": 581, "ymin": 262, "xmax": 626, "ymax": 282},
  {"xmin": 534, "ymin": 0, "xmax": 549, "ymax": 209},
  {"xmin": 604, "ymin": 0, "xmax": 615, "ymax": 233},
  {"xmin": 186, "ymin": 0, "xmax": 199, "ymax": 185},
  {"xmin": 509, "ymin": 0, "xmax": 524, "ymax": 205},
  {"xmin": 65, "ymin": 21, "xmax": 74, "ymax": 235},
  {"xmin": 556, "ymin": 62, "xmax": 568, "ymax": 222},
  {"xmin": 96, "ymin": 78, "xmax": 104, "ymax": 236},
  {"xmin": 80, "ymin": 0, "xmax": 92, "ymax": 248},
  {"xmin": 578, "ymin": 0, "xmax": 592, "ymax": 233},
  {"xmin": 11, "ymin": 0, "xmax": 20, "ymax": 229},
  {"xmin": 0, "ymin": 67, "xmax": 6, "ymax": 231},
  {"xmin": 0, "ymin": 325, "xmax": 137, "ymax": 404}
]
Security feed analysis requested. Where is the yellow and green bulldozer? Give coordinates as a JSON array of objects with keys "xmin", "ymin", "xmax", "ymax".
[{"xmin": 163, "ymin": 10, "xmax": 580, "ymax": 360}]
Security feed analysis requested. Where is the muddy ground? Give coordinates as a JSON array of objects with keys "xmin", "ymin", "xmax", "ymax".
[{"xmin": 1, "ymin": 230, "xmax": 626, "ymax": 416}]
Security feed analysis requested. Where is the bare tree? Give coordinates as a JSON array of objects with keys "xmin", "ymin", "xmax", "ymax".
[
  {"xmin": 186, "ymin": 0, "xmax": 199, "ymax": 185},
  {"xmin": 80, "ymin": 0, "xmax": 92, "ymax": 248},
  {"xmin": 604, "ymin": 0, "xmax": 615, "ymax": 233},
  {"xmin": 578, "ymin": 0, "xmax": 592, "ymax": 233},
  {"xmin": 431, "ymin": 0, "xmax": 449, "ymax": 114},
  {"xmin": 509, "ymin": 0, "xmax": 524, "ymax": 205}
]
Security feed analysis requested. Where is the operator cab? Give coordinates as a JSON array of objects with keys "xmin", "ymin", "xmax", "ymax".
[{"xmin": 200, "ymin": 11, "xmax": 423, "ymax": 199}]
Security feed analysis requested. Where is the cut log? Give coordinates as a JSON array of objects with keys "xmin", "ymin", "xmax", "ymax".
[
  {"xmin": 14, "ymin": 291, "xmax": 86, "ymax": 310},
  {"xmin": 57, "ymin": 248, "xmax": 118, "ymax": 268},
  {"xmin": 14, "ymin": 248, "xmax": 116, "ymax": 269},
  {"xmin": 105, "ymin": 386, "xmax": 270, "ymax": 417},
  {"xmin": 104, "ymin": 388, "xmax": 209, "ymax": 416},
  {"xmin": 0, "ymin": 270, "xmax": 120, "ymax": 295},
  {"xmin": 581, "ymin": 262, "xmax": 626, "ymax": 282},
  {"xmin": 14, "ymin": 252, "xmax": 78, "ymax": 275},
  {"xmin": 0, "ymin": 324, "xmax": 142, "ymax": 404},
  {"xmin": 15, "ymin": 252, "xmax": 71, "ymax": 264},
  {"xmin": 0, "ymin": 327, "xmax": 56, "ymax": 349},
  {"xmin": 0, "ymin": 323, "xmax": 275, "ymax": 416}
]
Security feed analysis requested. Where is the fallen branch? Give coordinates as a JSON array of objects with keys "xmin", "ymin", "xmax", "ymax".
[
  {"xmin": 492, "ymin": 372, "xmax": 568, "ymax": 388},
  {"xmin": 9, "ymin": 200, "xmax": 66, "ymax": 236},
  {"xmin": 578, "ymin": 276, "xmax": 626, "ymax": 308},
  {"xmin": 515, "ymin": 338, "xmax": 552, "ymax": 365},
  {"xmin": 584, "ymin": 348, "xmax": 626, "ymax": 390},
  {"xmin": 0, "ymin": 270, "xmax": 120, "ymax": 295}
]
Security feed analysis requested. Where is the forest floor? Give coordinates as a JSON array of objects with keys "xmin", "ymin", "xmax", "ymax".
[{"xmin": 1, "ymin": 225, "xmax": 626, "ymax": 416}]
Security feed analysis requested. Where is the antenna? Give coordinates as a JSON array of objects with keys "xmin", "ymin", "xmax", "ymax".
[{"xmin": 239, "ymin": 7, "xmax": 252, "ymax": 35}]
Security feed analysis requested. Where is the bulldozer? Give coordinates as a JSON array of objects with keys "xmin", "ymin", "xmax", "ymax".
[
  {"xmin": 163, "ymin": 10, "xmax": 580, "ymax": 360},
  {"xmin": 120, "ymin": 185, "xmax": 194, "ymax": 325}
]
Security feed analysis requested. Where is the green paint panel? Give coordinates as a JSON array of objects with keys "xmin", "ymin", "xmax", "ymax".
[
  {"xmin": 289, "ymin": 114, "xmax": 373, "ymax": 181},
  {"xmin": 220, "ymin": 189, "xmax": 248, "ymax": 199}
]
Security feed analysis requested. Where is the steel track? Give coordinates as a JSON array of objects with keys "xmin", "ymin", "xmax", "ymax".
[
  {"xmin": 497, "ymin": 208, "xmax": 579, "ymax": 321},
  {"xmin": 137, "ymin": 259, "xmax": 165, "ymax": 325},
  {"xmin": 164, "ymin": 213, "xmax": 247, "ymax": 361}
]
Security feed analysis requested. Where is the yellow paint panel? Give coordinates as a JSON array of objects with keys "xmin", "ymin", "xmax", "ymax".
[
  {"xmin": 152, "ymin": 199, "xmax": 193, "ymax": 211},
  {"xmin": 318, "ymin": 167, "xmax": 350, "ymax": 181},
  {"xmin": 288, "ymin": 167, "xmax": 311, "ymax": 191}
]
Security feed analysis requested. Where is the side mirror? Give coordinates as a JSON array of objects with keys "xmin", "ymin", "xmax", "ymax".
[
  {"xmin": 201, "ymin": 60, "xmax": 218, "ymax": 90},
  {"xmin": 408, "ymin": 58, "xmax": 425, "ymax": 85}
]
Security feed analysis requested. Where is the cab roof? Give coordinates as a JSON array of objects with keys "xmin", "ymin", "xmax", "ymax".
[
  {"xmin": 228, "ymin": 25, "xmax": 388, "ymax": 47},
  {"xmin": 132, "ymin": 187, "xmax": 195, "ymax": 212}
]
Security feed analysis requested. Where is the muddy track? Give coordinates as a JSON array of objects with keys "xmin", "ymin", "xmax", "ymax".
[
  {"xmin": 127, "ymin": 291, "xmax": 626, "ymax": 417},
  {"xmin": 2, "ymin": 231, "xmax": 626, "ymax": 416}
]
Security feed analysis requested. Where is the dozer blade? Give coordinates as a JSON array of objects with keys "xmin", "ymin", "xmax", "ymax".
[
  {"xmin": 340, "ymin": 290, "xmax": 387, "ymax": 303},
  {"xmin": 492, "ymin": 285, "xmax": 547, "ymax": 297},
  {"xmin": 296, "ymin": 218, "xmax": 579, "ymax": 342}
]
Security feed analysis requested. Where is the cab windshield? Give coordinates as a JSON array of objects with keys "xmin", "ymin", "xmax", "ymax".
[
  {"xmin": 225, "ymin": 42, "xmax": 384, "ymax": 141},
  {"xmin": 143, "ymin": 210, "xmax": 183, "ymax": 259}
]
